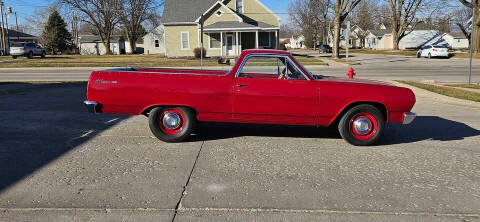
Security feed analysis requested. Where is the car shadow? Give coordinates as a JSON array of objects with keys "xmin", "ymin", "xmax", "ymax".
[
  {"xmin": 190, "ymin": 116, "xmax": 480, "ymax": 145},
  {"xmin": 189, "ymin": 123, "xmax": 340, "ymax": 142},
  {"xmin": 381, "ymin": 116, "xmax": 480, "ymax": 145},
  {"xmin": 0, "ymin": 82, "xmax": 128, "ymax": 193}
]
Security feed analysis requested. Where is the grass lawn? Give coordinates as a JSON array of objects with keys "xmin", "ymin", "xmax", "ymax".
[
  {"xmin": 450, "ymin": 53, "xmax": 480, "ymax": 59},
  {"xmin": 447, "ymin": 84, "xmax": 480, "ymax": 90},
  {"xmin": 397, "ymin": 80, "xmax": 480, "ymax": 102},
  {"xmin": 342, "ymin": 49, "xmax": 418, "ymax": 57},
  {"xmin": 0, "ymin": 54, "xmax": 326, "ymax": 68}
]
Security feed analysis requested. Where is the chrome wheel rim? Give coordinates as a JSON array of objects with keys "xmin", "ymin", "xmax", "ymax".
[
  {"xmin": 162, "ymin": 112, "xmax": 182, "ymax": 130},
  {"xmin": 353, "ymin": 117, "xmax": 373, "ymax": 136}
]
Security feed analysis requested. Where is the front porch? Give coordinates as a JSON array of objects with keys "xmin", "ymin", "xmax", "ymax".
[{"xmin": 200, "ymin": 22, "xmax": 279, "ymax": 57}]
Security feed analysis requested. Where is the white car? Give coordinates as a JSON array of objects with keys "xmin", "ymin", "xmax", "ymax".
[{"xmin": 417, "ymin": 45, "xmax": 449, "ymax": 59}]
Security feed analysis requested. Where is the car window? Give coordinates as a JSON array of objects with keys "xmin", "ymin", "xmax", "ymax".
[
  {"xmin": 12, "ymin": 43, "xmax": 24, "ymax": 47},
  {"xmin": 238, "ymin": 56, "xmax": 306, "ymax": 80}
]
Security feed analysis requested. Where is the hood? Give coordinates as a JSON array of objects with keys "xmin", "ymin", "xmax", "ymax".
[{"xmin": 319, "ymin": 77, "xmax": 394, "ymax": 86}]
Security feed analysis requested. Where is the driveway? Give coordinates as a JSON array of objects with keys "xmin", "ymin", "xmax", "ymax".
[{"xmin": 0, "ymin": 82, "xmax": 479, "ymax": 221}]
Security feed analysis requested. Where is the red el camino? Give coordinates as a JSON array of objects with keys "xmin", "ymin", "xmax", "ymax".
[{"xmin": 84, "ymin": 49, "xmax": 416, "ymax": 146}]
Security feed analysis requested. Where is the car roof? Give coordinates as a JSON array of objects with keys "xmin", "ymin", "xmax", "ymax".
[{"xmin": 242, "ymin": 49, "xmax": 291, "ymax": 56}]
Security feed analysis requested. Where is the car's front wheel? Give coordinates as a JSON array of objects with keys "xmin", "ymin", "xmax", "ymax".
[
  {"xmin": 27, "ymin": 51, "xmax": 33, "ymax": 59},
  {"xmin": 148, "ymin": 107, "xmax": 196, "ymax": 143},
  {"xmin": 12, "ymin": 56, "xmax": 17, "ymax": 59},
  {"xmin": 338, "ymin": 104, "xmax": 385, "ymax": 146},
  {"xmin": 41, "ymin": 51, "xmax": 46, "ymax": 58}
]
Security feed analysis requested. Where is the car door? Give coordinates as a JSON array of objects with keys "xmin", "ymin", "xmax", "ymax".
[{"xmin": 232, "ymin": 55, "xmax": 318, "ymax": 126}]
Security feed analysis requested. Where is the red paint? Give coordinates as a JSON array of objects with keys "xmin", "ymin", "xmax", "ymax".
[
  {"xmin": 86, "ymin": 49, "xmax": 416, "ymax": 127},
  {"xmin": 347, "ymin": 67, "xmax": 355, "ymax": 79}
]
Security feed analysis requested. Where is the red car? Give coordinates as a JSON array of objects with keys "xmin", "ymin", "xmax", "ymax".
[{"xmin": 84, "ymin": 49, "xmax": 416, "ymax": 146}]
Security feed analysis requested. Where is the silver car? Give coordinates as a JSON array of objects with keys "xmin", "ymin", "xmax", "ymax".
[{"xmin": 10, "ymin": 42, "xmax": 46, "ymax": 59}]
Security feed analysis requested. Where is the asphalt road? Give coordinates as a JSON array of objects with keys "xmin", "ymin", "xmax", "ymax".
[
  {"xmin": 0, "ymin": 53, "xmax": 478, "ymax": 83},
  {"xmin": 0, "ymin": 82, "xmax": 479, "ymax": 221}
]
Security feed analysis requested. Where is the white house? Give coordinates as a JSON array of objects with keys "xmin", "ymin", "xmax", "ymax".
[
  {"xmin": 442, "ymin": 32, "xmax": 469, "ymax": 49},
  {"xmin": 143, "ymin": 25, "xmax": 166, "ymax": 55},
  {"xmin": 327, "ymin": 25, "xmax": 367, "ymax": 49},
  {"xmin": 78, "ymin": 35, "xmax": 126, "ymax": 55},
  {"xmin": 398, "ymin": 30, "xmax": 440, "ymax": 49},
  {"xmin": 285, "ymin": 35, "xmax": 306, "ymax": 49}
]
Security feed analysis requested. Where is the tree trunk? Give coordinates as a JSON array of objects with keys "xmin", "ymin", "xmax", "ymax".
[
  {"xmin": 128, "ymin": 36, "xmax": 136, "ymax": 54},
  {"xmin": 104, "ymin": 39, "xmax": 112, "ymax": 55},
  {"xmin": 392, "ymin": 28, "xmax": 400, "ymax": 50},
  {"xmin": 332, "ymin": 16, "xmax": 341, "ymax": 59}
]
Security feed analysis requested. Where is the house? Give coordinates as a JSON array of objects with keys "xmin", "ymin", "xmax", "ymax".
[
  {"xmin": 78, "ymin": 35, "xmax": 127, "ymax": 55},
  {"xmin": 398, "ymin": 30, "xmax": 440, "ymax": 49},
  {"xmin": 0, "ymin": 28, "xmax": 39, "ymax": 55},
  {"xmin": 284, "ymin": 35, "xmax": 305, "ymax": 49},
  {"xmin": 143, "ymin": 25, "xmax": 166, "ymax": 55},
  {"xmin": 365, "ymin": 29, "xmax": 391, "ymax": 49},
  {"xmin": 365, "ymin": 23, "xmax": 440, "ymax": 50},
  {"xmin": 327, "ymin": 25, "xmax": 366, "ymax": 49},
  {"xmin": 441, "ymin": 32, "xmax": 469, "ymax": 49},
  {"xmin": 161, "ymin": 0, "xmax": 280, "ymax": 57}
]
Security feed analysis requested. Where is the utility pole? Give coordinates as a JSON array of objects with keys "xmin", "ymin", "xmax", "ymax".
[
  {"xmin": 200, "ymin": 14, "xmax": 204, "ymax": 69},
  {"xmin": 469, "ymin": 8, "xmax": 476, "ymax": 84},
  {"xmin": 4, "ymin": 10, "xmax": 9, "ymax": 55},
  {"xmin": 14, "ymin": 11, "xmax": 18, "ymax": 41},
  {"xmin": 0, "ymin": 1, "xmax": 6, "ymax": 55}
]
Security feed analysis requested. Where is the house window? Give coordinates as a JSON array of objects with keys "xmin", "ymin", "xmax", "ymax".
[
  {"xmin": 236, "ymin": 0, "xmax": 243, "ymax": 13},
  {"xmin": 181, "ymin": 32, "xmax": 190, "ymax": 50},
  {"xmin": 154, "ymin": 39, "xmax": 160, "ymax": 48},
  {"xmin": 216, "ymin": 10, "xmax": 223, "ymax": 17},
  {"xmin": 209, "ymin": 33, "xmax": 221, "ymax": 49}
]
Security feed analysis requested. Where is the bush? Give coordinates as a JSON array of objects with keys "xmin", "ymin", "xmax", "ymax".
[
  {"xmin": 193, "ymin": 47, "xmax": 207, "ymax": 58},
  {"xmin": 276, "ymin": 43, "xmax": 287, "ymax": 51}
]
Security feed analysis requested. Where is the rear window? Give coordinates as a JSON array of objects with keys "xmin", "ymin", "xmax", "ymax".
[{"xmin": 12, "ymin": 43, "xmax": 25, "ymax": 47}]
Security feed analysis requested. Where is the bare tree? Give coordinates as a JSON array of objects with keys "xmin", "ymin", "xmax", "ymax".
[
  {"xmin": 120, "ymin": 0, "xmax": 163, "ymax": 54},
  {"xmin": 289, "ymin": 0, "xmax": 331, "ymax": 48},
  {"xmin": 331, "ymin": 0, "xmax": 362, "ymax": 58},
  {"xmin": 458, "ymin": 0, "xmax": 479, "ymax": 54},
  {"xmin": 453, "ymin": 7, "xmax": 473, "ymax": 45},
  {"xmin": 386, "ymin": 0, "xmax": 424, "ymax": 50},
  {"xmin": 61, "ymin": 0, "xmax": 122, "ymax": 54}
]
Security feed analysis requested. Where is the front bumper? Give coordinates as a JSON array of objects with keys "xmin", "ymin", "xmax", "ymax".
[
  {"xmin": 84, "ymin": 101, "xmax": 98, "ymax": 113},
  {"xmin": 403, "ymin": 112, "xmax": 416, "ymax": 124}
]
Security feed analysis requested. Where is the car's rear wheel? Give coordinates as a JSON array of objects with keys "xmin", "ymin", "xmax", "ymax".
[
  {"xmin": 148, "ymin": 107, "xmax": 196, "ymax": 142},
  {"xmin": 428, "ymin": 53, "xmax": 432, "ymax": 59},
  {"xmin": 12, "ymin": 56, "xmax": 17, "ymax": 59},
  {"xmin": 417, "ymin": 52, "xmax": 421, "ymax": 58},
  {"xmin": 41, "ymin": 51, "xmax": 46, "ymax": 58},
  {"xmin": 27, "ymin": 51, "xmax": 33, "ymax": 59},
  {"xmin": 338, "ymin": 104, "xmax": 385, "ymax": 146}
]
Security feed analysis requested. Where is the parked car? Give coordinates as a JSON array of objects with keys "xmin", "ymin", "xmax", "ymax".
[
  {"xmin": 10, "ymin": 42, "xmax": 46, "ymax": 59},
  {"xmin": 318, "ymin": 44, "xmax": 332, "ymax": 53},
  {"xmin": 84, "ymin": 49, "xmax": 416, "ymax": 146},
  {"xmin": 417, "ymin": 45, "xmax": 449, "ymax": 59}
]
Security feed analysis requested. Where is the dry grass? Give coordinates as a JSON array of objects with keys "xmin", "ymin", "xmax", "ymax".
[
  {"xmin": 447, "ymin": 84, "xmax": 480, "ymax": 90},
  {"xmin": 0, "ymin": 54, "xmax": 326, "ymax": 68},
  {"xmin": 397, "ymin": 80, "xmax": 480, "ymax": 102},
  {"xmin": 450, "ymin": 53, "xmax": 480, "ymax": 59},
  {"xmin": 342, "ymin": 49, "xmax": 418, "ymax": 57}
]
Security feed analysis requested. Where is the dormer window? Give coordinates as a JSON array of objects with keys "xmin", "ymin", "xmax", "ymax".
[
  {"xmin": 236, "ymin": 0, "xmax": 243, "ymax": 13},
  {"xmin": 216, "ymin": 10, "xmax": 223, "ymax": 17}
]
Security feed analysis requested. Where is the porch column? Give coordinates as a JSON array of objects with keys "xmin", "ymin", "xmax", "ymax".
[
  {"xmin": 275, "ymin": 30, "xmax": 279, "ymax": 48},
  {"xmin": 220, "ymin": 32, "xmax": 223, "ymax": 57},
  {"xmin": 255, "ymin": 30, "xmax": 259, "ymax": 48},
  {"xmin": 235, "ymin": 31, "xmax": 239, "ymax": 55}
]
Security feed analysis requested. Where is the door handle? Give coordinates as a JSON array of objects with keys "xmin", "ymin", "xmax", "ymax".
[{"xmin": 236, "ymin": 84, "xmax": 249, "ymax": 87}]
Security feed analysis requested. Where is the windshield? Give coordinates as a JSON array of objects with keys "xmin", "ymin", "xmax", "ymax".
[
  {"xmin": 12, "ymin": 43, "xmax": 25, "ymax": 47},
  {"xmin": 289, "ymin": 55, "xmax": 318, "ymax": 79}
]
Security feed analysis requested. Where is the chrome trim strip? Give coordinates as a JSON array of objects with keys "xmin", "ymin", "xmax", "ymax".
[
  {"xmin": 234, "ymin": 54, "xmax": 311, "ymax": 81},
  {"xmin": 84, "ymin": 101, "xmax": 98, "ymax": 114},
  {"xmin": 403, "ymin": 112, "xmax": 416, "ymax": 124}
]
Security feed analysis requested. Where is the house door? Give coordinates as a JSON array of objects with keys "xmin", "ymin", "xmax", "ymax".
[{"xmin": 225, "ymin": 34, "xmax": 235, "ymax": 56}]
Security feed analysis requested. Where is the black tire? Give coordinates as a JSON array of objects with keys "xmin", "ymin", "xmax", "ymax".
[
  {"xmin": 428, "ymin": 53, "xmax": 431, "ymax": 59},
  {"xmin": 417, "ymin": 53, "xmax": 421, "ymax": 58},
  {"xmin": 12, "ymin": 56, "xmax": 17, "ymax": 59},
  {"xmin": 41, "ymin": 51, "xmax": 46, "ymax": 58},
  {"xmin": 27, "ymin": 51, "xmax": 34, "ymax": 59},
  {"xmin": 148, "ymin": 107, "xmax": 196, "ymax": 142},
  {"xmin": 338, "ymin": 104, "xmax": 385, "ymax": 146}
]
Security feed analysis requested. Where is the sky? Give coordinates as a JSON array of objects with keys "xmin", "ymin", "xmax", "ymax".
[{"xmin": 2, "ymin": 0, "xmax": 292, "ymax": 25}]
